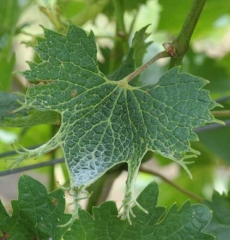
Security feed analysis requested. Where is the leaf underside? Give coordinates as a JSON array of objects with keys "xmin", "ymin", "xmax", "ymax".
[{"xmin": 20, "ymin": 25, "xmax": 218, "ymax": 188}]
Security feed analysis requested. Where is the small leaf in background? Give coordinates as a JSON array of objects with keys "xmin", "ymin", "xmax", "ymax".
[
  {"xmin": 205, "ymin": 191, "xmax": 230, "ymax": 240},
  {"xmin": 198, "ymin": 125, "xmax": 230, "ymax": 165},
  {"xmin": 103, "ymin": 0, "xmax": 149, "ymax": 20},
  {"xmin": 64, "ymin": 182, "xmax": 214, "ymax": 240},
  {"xmin": 181, "ymin": 50, "xmax": 230, "ymax": 96},
  {"xmin": 0, "ymin": 0, "xmax": 24, "ymax": 91},
  {"xmin": 131, "ymin": 24, "xmax": 152, "ymax": 69},
  {"xmin": 0, "ymin": 50, "xmax": 15, "ymax": 91},
  {"xmin": 0, "ymin": 92, "xmax": 60, "ymax": 127},
  {"xmin": 101, "ymin": 25, "xmax": 151, "ymax": 80},
  {"xmin": 0, "ymin": 175, "xmax": 70, "ymax": 239},
  {"xmin": 0, "ymin": 92, "xmax": 26, "ymax": 121}
]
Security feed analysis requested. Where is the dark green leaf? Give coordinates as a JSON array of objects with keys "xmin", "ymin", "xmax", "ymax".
[
  {"xmin": 0, "ymin": 92, "xmax": 61, "ymax": 127},
  {"xmin": 64, "ymin": 182, "xmax": 214, "ymax": 240},
  {"xmin": 205, "ymin": 191, "xmax": 230, "ymax": 240},
  {"xmin": 0, "ymin": 92, "xmax": 25, "ymax": 121},
  {"xmin": 107, "ymin": 25, "xmax": 151, "ymax": 83},
  {"xmin": 181, "ymin": 50, "xmax": 230, "ymax": 95},
  {"xmin": 198, "ymin": 125, "xmax": 230, "ymax": 165},
  {"xmin": 0, "ymin": 175, "xmax": 70, "ymax": 239}
]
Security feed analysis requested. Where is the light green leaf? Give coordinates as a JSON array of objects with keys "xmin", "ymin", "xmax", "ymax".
[
  {"xmin": 10, "ymin": 25, "xmax": 218, "ymax": 223},
  {"xmin": 0, "ymin": 175, "xmax": 70, "ymax": 239},
  {"xmin": 63, "ymin": 182, "xmax": 214, "ymax": 240},
  {"xmin": 205, "ymin": 191, "xmax": 230, "ymax": 240}
]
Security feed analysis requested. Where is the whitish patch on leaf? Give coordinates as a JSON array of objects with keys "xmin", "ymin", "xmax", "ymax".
[{"xmin": 9, "ymin": 25, "xmax": 220, "ymax": 225}]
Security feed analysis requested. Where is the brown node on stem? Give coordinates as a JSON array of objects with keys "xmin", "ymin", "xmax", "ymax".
[
  {"xmin": 1, "ymin": 231, "xmax": 10, "ymax": 240},
  {"xmin": 162, "ymin": 42, "xmax": 177, "ymax": 57}
]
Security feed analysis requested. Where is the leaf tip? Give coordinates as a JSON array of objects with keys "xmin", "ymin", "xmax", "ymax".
[{"xmin": 215, "ymin": 102, "xmax": 223, "ymax": 108}]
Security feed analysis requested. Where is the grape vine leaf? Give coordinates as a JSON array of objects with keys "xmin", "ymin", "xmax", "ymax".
[
  {"xmin": 0, "ymin": 175, "xmax": 70, "ymax": 240},
  {"xmin": 204, "ymin": 190, "xmax": 230, "ymax": 240},
  {"xmin": 63, "ymin": 181, "xmax": 214, "ymax": 240},
  {"xmin": 9, "ymin": 24, "xmax": 220, "ymax": 224}
]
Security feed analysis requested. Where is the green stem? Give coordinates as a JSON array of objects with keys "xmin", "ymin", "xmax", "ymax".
[
  {"xmin": 139, "ymin": 166, "xmax": 204, "ymax": 203},
  {"xmin": 211, "ymin": 110, "xmax": 230, "ymax": 118},
  {"xmin": 86, "ymin": 170, "xmax": 121, "ymax": 213},
  {"xmin": 39, "ymin": 6, "xmax": 67, "ymax": 33},
  {"xmin": 49, "ymin": 125, "xmax": 58, "ymax": 191},
  {"xmin": 169, "ymin": 0, "xmax": 207, "ymax": 67},
  {"xmin": 109, "ymin": 0, "xmax": 129, "ymax": 73}
]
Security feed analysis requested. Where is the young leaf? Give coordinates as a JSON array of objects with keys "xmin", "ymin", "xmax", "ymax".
[
  {"xmin": 63, "ymin": 182, "xmax": 214, "ymax": 240},
  {"xmin": 205, "ymin": 191, "xmax": 230, "ymax": 240},
  {"xmin": 9, "ymin": 25, "xmax": 219, "ymax": 224},
  {"xmin": 0, "ymin": 175, "xmax": 70, "ymax": 239},
  {"xmin": 108, "ymin": 25, "xmax": 151, "ymax": 85}
]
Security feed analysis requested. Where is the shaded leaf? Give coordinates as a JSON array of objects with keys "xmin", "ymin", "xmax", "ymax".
[
  {"xmin": 0, "ymin": 92, "xmax": 60, "ymax": 127},
  {"xmin": 198, "ymin": 125, "xmax": 230, "ymax": 165},
  {"xmin": 205, "ymin": 191, "xmax": 230, "ymax": 240},
  {"xmin": 105, "ymin": 25, "xmax": 151, "ymax": 83},
  {"xmin": 103, "ymin": 0, "xmax": 149, "ymax": 20},
  {"xmin": 0, "ymin": 175, "xmax": 70, "ymax": 239},
  {"xmin": 64, "ymin": 182, "xmax": 214, "ymax": 240},
  {"xmin": 0, "ymin": 92, "xmax": 25, "ymax": 121},
  {"xmin": 181, "ymin": 50, "xmax": 230, "ymax": 95}
]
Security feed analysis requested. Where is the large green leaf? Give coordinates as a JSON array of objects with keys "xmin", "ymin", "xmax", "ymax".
[
  {"xmin": 205, "ymin": 191, "xmax": 230, "ymax": 240},
  {"xmin": 0, "ymin": 175, "xmax": 70, "ymax": 240},
  {"xmin": 64, "ymin": 182, "xmax": 214, "ymax": 240},
  {"xmin": 9, "ymin": 25, "xmax": 218, "ymax": 223}
]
